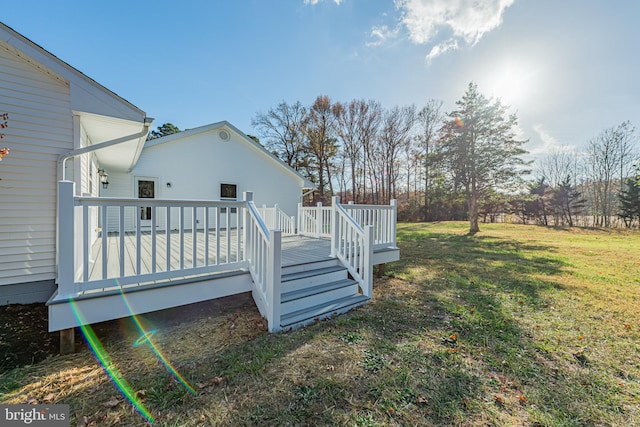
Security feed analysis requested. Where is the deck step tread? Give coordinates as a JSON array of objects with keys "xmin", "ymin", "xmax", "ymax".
[
  {"xmin": 281, "ymin": 265, "xmax": 346, "ymax": 282},
  {"xmin": 281, "ymin": 278, "xmax": 357, "ymax": 303},
  {"xmin": 280, "ymin": 294, "xmax": 369, "ymax": 328}
]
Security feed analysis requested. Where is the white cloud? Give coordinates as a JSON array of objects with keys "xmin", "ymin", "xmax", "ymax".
[
  {"xmin": 367, "ymin": 25, "xmax": 400, "ymax": 47},
  {"xmin": 303, "ymin": 0, "xmax": 344, "ymax": 5},
  {"xmin": 426, "ymin": 39, "xmax": 458, "ymax": 60},
  {"xmin": 530, "ymin": 124, "xmax": 576, "ymax": 155},
  {"xmin": 394, "ymin": 0, "xmax": 515, "ymax": 59}
]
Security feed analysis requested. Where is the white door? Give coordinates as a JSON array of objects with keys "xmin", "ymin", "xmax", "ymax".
[{"xmin": 135, "ymin": 177, "xmax": 158, "ymax": 228}]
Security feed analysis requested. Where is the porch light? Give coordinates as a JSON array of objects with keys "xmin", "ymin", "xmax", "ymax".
[{"xmin": 98, "ymin": 169, "xmax": 109, "ymax": 189}]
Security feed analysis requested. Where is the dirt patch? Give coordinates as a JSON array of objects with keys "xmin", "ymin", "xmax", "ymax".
[
  {"xmin": 0, "ymin": 293, "xmax": 260, "ymax": 375},
  {"xmin": 0, "ymin": 303, "xmax": 59, "ymax": 373}
]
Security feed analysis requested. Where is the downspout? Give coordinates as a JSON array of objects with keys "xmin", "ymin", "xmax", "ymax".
[{"xmin": 57, "ymin": 123, "xmax": 151, "ymax": 181}]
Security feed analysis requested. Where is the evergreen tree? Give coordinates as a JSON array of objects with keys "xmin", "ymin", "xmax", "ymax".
[
  {"xmin": 618, "ymin": 176, "xmax": 640, "ymax": 227},
  {"xmin": 552, "ymin": 176, "xmax": 586, "ymax": 227},
  {"xmin": 440, "ymin": 82, "xmax": 530, "ymax": 234}
]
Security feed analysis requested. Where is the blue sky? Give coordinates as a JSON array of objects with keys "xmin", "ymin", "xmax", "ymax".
[{"xmin": 3, "ymin": 0, "xmax": 639, "ymax": 157}]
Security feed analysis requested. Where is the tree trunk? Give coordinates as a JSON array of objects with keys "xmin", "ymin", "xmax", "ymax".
[{"xmin": 469, "ymin": 188, "xmax": 480, "ymax": 234}]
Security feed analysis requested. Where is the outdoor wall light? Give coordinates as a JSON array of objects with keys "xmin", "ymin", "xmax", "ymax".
[
  {"xmin": 166, "ymin": 182, "xmax": 172, "ymax": 188},
  {"xmin": 98, "ymin": 169, "xmax": 109, "ymax": 189}
]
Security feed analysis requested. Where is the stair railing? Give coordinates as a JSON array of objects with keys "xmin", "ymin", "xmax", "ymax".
[
  {"xmin": 243, "ymin": 192, "xmax": 282, "ymax": 332},
  {"xmin": 330, "ymin": 196, "xmax": 374, "ymax": 298}
]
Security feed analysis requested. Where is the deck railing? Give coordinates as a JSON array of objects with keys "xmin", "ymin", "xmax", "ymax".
[
  {"xmin": 343, "ymin": 200, "xmax": 397, "ymax": 248},
  {"xmin": 244, "ymin": 193, "xmax": 281, "ymax": 332},
  {"xmin": 330, "ymin": 196, "xmax": 374, "ymax": 298},
  {"xmin": 297, "ymin": 199, "xmax": 397, "ymax": 248},
  {"xmin": 298, "ymin": 202, "xmax": 332, "ymax": 238},
  {"xmin": 57, "ymin": 181, "xmax": 247, "ymax": 298},
  {"xmin": 258, "ymin": 204, "xmax": 296, "ymax": 235}
]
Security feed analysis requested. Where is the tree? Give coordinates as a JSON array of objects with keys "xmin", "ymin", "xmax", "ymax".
[
  {"xmin": 377, "ymin": 105, "xmax": 416, "ymax": 204},
  {"xmin": 148, "ymin": 123, "xmax": 181, "ymax": 140},
  {"xmin": 618, "ymin": 175, "xmax": 640, "ymax": 227},
  {"xmin": 416, "ymin": 99, "xmax": 443, "ymax": 221},
  {"xmin": 306, "ymin": 96, "xmax": 338, "ymax": 203},
  {"xmin": 251, "ymin": 101, "xmax": 308, "ymax": 172},
  {"xmin": 440, "ymin": 82, "xmax": 530, "ymax": 234},
  {"xmin": 583, "ymin": 121, "xmax": 636, "ymax": 227},
  {"xmin": 551, "ymin": 176, "xmax": 586, "ymax": 227}
]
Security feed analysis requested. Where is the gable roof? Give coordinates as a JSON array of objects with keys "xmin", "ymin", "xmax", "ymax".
[
  {"xmin": 145, "ymin": 120, "xmax": 315, "ymax": 189},
  {"xmin": 0, "ymin": 21, "xmax": 147, "ymax": 123}
]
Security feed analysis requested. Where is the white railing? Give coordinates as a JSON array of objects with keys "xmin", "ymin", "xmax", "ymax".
[
  {"xmin": 258, "ymin": 204, "xmax": 296, "ymax": 235},
  {"xmin": 330, "ymin": 196, "xmax": 374, "ymax": 298},
  {"xmin": 57, "ymin": 181, "xmax": 247, "ymax": 298},
  {"xmin": 343, "ymin": 200, "xmax": 397, "ymax": 248},
  {"xmin": 297, "ymin": 202, "xmax": 332, "ymax": 238},
  {"xmin": 244, "ymin": 193, "xmax": 281, "ymax": 332}
]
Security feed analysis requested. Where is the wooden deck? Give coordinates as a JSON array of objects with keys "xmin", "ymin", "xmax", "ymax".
[{"xmin": 87, "ymin": 230, "xmax": 332, "ymax": 282}]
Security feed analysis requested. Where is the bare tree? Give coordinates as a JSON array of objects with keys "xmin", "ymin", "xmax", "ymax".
[
  {"xmin": 584, "ymin": 121, "xmax": 637, "ymax": 227},
  {"xmin": 306, "ymin": 96, "xmax": 338, "ymax": 203},
  {"xmin": 416, "ymin": 99, "xmax": 443, "ymax": 220},
  {"xmin": 357, "ymin": 101, "xmax": 382, "ymax": 203},
  {"xmin": 252, "ymin": 100, "xmax": 308, "ymax": 171},
  {"xmin": 378, "ymin": 105, "xmax": 416, "ymax": 204}
]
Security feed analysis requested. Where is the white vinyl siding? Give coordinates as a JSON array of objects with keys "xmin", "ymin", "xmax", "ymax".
[{"xmin": 0, "ymin": 42, "xmax": 72, "ymax": 287}]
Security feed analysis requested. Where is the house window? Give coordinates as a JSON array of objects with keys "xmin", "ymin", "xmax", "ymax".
[
  {"xmin": 220, "ymin": 183, "xmax": 237, "ymax": 213},
  {"xmin": 220, "ymin": 183, "xmax": 237, "ymax": 200}
]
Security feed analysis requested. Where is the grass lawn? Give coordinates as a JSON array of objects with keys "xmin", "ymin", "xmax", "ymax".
[{"xmin": 1, "ymin": 222, "xmax": 639, "ymax": 426}]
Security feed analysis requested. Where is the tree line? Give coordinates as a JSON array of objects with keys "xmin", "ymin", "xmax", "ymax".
[
  {"xmin": 253, "ymin": 82, "xmax": 640, "ymax": 231},
  {"xmin": 149, "ymin": 82, "xmax": 640, "ymax": 233},
  {"xmin": 253, "ymin": 83, "xmax": 531, "ymax": 233}
]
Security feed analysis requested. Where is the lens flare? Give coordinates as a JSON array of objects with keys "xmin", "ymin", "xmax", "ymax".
[
  {"xmin": 455, "ymin": 116, "xmax": 464, "ymax": 127},
  {"xmin": 133, "ymin": 329, "xmax": 157, "ymax": 347},
  {"xmin": 69, "ymin": 279, "xmax": 197, "ymax": 423},
  {"xmin": 69, "ymin": 299, "xmax": 154, "ymax": 423},
  {"xmin": 113, "ymin": 281, "xmax": 196, "ymax": 396}
]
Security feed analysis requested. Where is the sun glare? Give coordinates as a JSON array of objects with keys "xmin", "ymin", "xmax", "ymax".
[{"xmin": 483, "ymin": 62, "xmax": 535, "ymax": 108}]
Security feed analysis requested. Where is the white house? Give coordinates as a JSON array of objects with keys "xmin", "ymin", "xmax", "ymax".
[
  {"xmin": 0, "ymin": 21, "xmax": 151, "ymax": 305},
  {"xmin": 100, "ymin": 121, "xmax": 315, "ymax": 233},
  {"xmin": 0, "ymin": 22, "xmax": 399, "ymax": 350}
]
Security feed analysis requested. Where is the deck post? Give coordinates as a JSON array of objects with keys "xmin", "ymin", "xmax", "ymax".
[
  {"xmin": 390, "ymin": 199, "xmax": 397, "ymax": 247},
  {"xmin": 316, "ymin": 202, "xmax": 323, "ymax": 238},
  {"xmin": 297, "ymin": 203, "xmax": 302, "ymax": 234},
  {"xmin": 267, "ymin": 229, "xmax": 282, "ymax": 332},
  {"xmin": 59, "ymin": 328, "xmax": 75, "ymax": 354},
  {"xmin": 243, "ymin": 192, "xmax": 253, "ymax": 262},
  {"xmin": 363, "ymin": 225, "xmax": 374, "ymax": 298},
  {"xmin": 330, "ymin": 196, "xmax": 340, "ymax": 257},
  {"xmin": 57, "ymin": 181, "xmax": 76, "ymax": 298}
]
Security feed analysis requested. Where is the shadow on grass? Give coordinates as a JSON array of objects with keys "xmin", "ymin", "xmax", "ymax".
[{"xmin": 1, "ymin": 224, "xmax": 628, "ymax": 426}]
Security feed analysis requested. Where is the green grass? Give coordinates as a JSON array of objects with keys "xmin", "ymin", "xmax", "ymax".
[{"xmin": 1, "ymin": 222, "xmax": 639, "ymax": 426}]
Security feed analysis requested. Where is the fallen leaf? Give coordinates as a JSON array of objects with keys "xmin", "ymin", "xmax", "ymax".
[
  {"xmin": 26, "ymin": 396, "xmax": 38, "ymax": 404},
  {"xmin": 519, "ymin": 395, "xmax": 527, "ymax": 403},
  {"xmin": 416, "ymin": 396, "xmax": 428, "ymax": 405},
  {"xmin": 135, "ymin": 390, "xmax": 146, "ymax": 398},
  {"xmin": 213, "ymin": 376, "xmax": 223, "ymax": 385},
  {"xmin": 102, "ymin": 396, "xmax": 120, "ymax": 408},
  {"xmin": 43, "ymin": 393, "xmax": 55, "ymax": 402},
  {"xmin": 493, "ymin": 395, "xmax": 504, "ymax": 404},
  {"xmin": 624, "ymin": 323, "xmax": 632, "ymax": 330}
]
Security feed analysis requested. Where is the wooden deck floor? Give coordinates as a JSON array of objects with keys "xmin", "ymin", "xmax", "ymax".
[{"xmin": 88, "ymin": 231, "xmax": 332, "ymax": 281}]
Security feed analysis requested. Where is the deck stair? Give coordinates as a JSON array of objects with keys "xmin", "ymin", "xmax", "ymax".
[{"xmin": 279, "ymin": 258, "xmax": 369, "ymax": 329}]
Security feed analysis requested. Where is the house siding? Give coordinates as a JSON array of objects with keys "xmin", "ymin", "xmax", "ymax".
[
  {"xmin": 100, "ymin": 127, "xmax": 303, "ymax": 232},
  {"xmin": 0, "ymin": 41, "xmax": 72, "ymax": 300}
]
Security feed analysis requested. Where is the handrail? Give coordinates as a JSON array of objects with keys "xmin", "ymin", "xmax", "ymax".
[
  {"xmin": 257, "ymin": 205, "xmax": 295, "ymax": 235},
  {"xmin": 340, "ymin": 200, "xmax": 397, "ymax": 248},
  {"xmin": 244, "ymin": 193, "xmax": 281, "ymax": 332},
  {"xmin": 331, "ymin": 196, "xmax": 374, "ymax": 298}
]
